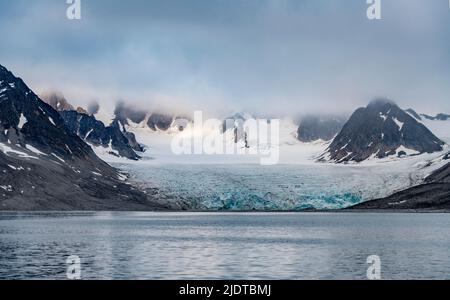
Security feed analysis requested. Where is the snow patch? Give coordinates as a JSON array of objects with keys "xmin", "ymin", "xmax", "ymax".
[
  {"xmin": 388, "ymin": 200, "xmax": 407, "ymax": 206},
  {"xmin": 0, "ymin": 185, "xmax": 12, "ymax": 192},
  {"xmin": 379, "ymin": 113, "xmax": 387, "ymax": 121},
  {"xmin": 396, "ymin": 145, "xmax": 419, "ymax": 156},
  {"xmin": 65, "ymin": 144, "xmax": 73, "ymax": 154},
  {"xmin": 7, "ymin": 165, "xmax": 24, "ymax": 171},
  {"xmin": 117, "ymin": 173, "xmax": 128, "ymax": 181},
  {"xmin": 0, "ymin": 143, "xmax": 38, "ymax": 159},
  {"xmin": 85, "ymin": 129, "xmax": 94, "ymax": 139},
  {"xmin": 393, "ymin": 117, "xmax": 404, "ymax": 130},
  {"xmin": 48, "ymin": 117, "xmax": 56, "ymax": 126},
  {"xmin": 340, "ymin": 143, "xmax": 349, "ymax": 150},
  {"xmin": 51, "ymin": 153, "xmax": 66, "ymax": 163},
  {"xmin": 25, "ymin": 145, "xmax": 46, "ymax": 156},
  {"xmin": 18, "ymin": 114, "xmax": 28, "ymax": 129},
  {"xmin": 91, "ymin": 139, "xmax": 121, "ymax": 161}
]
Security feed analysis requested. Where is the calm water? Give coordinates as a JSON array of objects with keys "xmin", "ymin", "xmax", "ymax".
[{"xmin": 1, "ymin": 212, "xmax": 450, "ymax": 280}]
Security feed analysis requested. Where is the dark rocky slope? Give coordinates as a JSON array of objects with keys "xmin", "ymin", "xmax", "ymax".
[
  {"xmin": 322, "ymin": 99, "xmax": 444, "ymax": 163},
  {"xmin": 61, "ymin": 110, "xmax": 143, "ymax": 160},
  {"xmin": 350, "ymin": 161, "xmax": 450, "ymax": 210},
  {"xmin": 42, "ymin": 93, "xmax": 144, "ymax": 160},
  {"xmin": 0, "ymin": 64, "xmax": 168, "ymax": 211}
]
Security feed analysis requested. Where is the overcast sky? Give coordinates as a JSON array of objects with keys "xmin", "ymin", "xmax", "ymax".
[{"xmin": 0, "ymin": 0, "xmax": 449, "ymax": 116}]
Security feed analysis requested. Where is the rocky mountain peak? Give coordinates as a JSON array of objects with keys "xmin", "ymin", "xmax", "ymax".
[
  {"xmin": 0, "ymin": 64, "xmax": 88, "ymax": 159},
  {"xmin": 0, "ymin": 64, "xmax": 166, "ymax": 210},
  {"xmin": 321, "ymin": 99, "xmax": 445, "ymax": 163}
]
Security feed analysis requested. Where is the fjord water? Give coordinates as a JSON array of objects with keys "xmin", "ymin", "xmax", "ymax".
[{"xmin": 1, "ymin": 212, "xmax": 450, "ymax": 280}]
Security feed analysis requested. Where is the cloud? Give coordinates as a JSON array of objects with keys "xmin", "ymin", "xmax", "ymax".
[
  {"xmin": 113, "ymin": 101, "xmax": 147, "ymax": 124},
  {"xmin": 40, "ymin": 90, "xmax": 74, "ymax": 111},
  {"xmin": 0, "ymin": 0, "xmax": 449, "ymax": 116},
  {"xmin": 87, "ymin": 100, "xmax": 100, "ymax": 115}
]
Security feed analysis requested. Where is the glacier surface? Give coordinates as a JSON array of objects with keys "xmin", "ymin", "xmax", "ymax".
[{"xmin": 103, "ymin": 118, "xmax": 450, "ymax": 211}]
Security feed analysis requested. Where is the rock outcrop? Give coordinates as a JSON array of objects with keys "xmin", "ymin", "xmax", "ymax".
[
  {"xmin": 321, "ymin": 99, "xmax": 444, "ymax": 163},
  {"xmin": 350, "ymin": 161, "xmax": 450, "ymax": 210},
  {"xmin": 61, "ymin": 110, "xmax": 143, "ymax": 160}
]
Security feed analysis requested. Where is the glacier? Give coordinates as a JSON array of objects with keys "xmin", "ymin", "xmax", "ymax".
[
  {"xmin": 102, "ymin": 117, "xmax": 450, "ymax": 211},
  {"xmin": 113, "ymin": 161, "xmax": 446, "ymax": 210}
]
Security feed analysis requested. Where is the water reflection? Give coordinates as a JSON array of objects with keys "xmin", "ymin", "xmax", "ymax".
[{"xmin": 0, "ymin": 212, "xmax": 450, "ymax": 279}]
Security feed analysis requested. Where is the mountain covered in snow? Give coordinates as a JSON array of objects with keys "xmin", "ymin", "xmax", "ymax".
[
  {"xmin": 348, "ymin": 108, "xmax": 450, "ymax": 210},
  {"xmin": 405, "ymin": 108, "xmax": 450, "ymax": 123},
  {"xmin": 320, "ymin": 99, "xmax": 445, "ymax": 163},
  {"xmin": 0, "ymin": 64, "xmax": 167, "ymax": 210},
  {"xmin": 42, "ymin": 93, "xmax": 145, "ymax": 160},
  {"xmin": 61, "ymin": 111, "xmax": 143, "ymax": 160},
  {"xmin": 297, "ymin": 115, "xmax": 347, "ymax": 142}
]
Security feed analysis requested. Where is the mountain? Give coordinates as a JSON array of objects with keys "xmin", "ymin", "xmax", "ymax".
[
  {"xmin": 0, "ymin": 64, "xmax": 167, "ymax": 210},
  {"xmin": 321, "ymin": 99, "xmax": 445, "ymax": 163},
  {"xmin": 120, "ymin": 124, "xmax": 145, "ymax": 152},
  {"xmin": 42, "ymin": 93, "xmax": 144, "ymax": 160},
  {"xmin": 297, "ymin": 115, "xmax": 347, "ymax": 142},
  {"xmin": 421, "ymin": 113, "xmax": 450, "ymax": 121},
  {"xmin": 350, "ymin": 160, "xmax": 450, "ymax": 210},
  {"xmin": 61, "ymin": 110, "xmax": 143, "ymax": 160},
  {"xmin": 405, "ymin": 108, "xmax": 422, "ymax": 120},
  {"xmin": 406, "ymin": 109, "xmax": 450, "ymax": 144}
]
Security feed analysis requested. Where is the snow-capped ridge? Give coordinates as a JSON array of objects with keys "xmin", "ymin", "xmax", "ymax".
[{"xmin": 320, "ymin": 100, "xmax": 445, "ymax": 163}]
